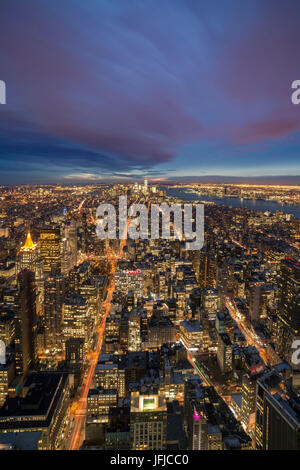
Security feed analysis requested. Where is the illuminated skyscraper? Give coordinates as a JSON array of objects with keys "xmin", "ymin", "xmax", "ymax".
[
  {"xmin": 130, "ymin": 390, "xmax": 167, "ymax": 450},
  {"xmin": 143, "ymin": 178, "xmax": 148, "ymax": 193},
  {"xmin": 44, "ymin": 275, "xmax": 66, "ymax": 351},
  {"xmin": 255, "ymin": 369, "xmax": 300, "ymax": 450},
  {"xmin": 40, "ymin": 228, "xmax": 61, "ymax": 274},
  {"xmin": 241, "ymin": 373, "xmax": 257, "ymax": 429},
  {"xmin": 61, "ymin": 220, "xmax": 78, "ymax": 274},
  {"xmin": 278, "ymin": 258, "xmax": 300, "ymax": 334},
  {"xmin": 62, "ymin": 294, "xmax": 90, "ymax": 351},
  {"xmin": 276, "ymin": 258, "xmax": 300, "ymax": 368},
  {"xmin": 17, "ymin": 232, "xmax": 43, "ymax": 281}
]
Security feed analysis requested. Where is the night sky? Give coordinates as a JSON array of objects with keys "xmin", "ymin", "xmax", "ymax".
[{"xmin": 0, "ymin": 0, "xmax": 300, "ymax": 184}]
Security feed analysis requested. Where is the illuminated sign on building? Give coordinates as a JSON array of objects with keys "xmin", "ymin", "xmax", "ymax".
[
  {"xmin": 143, "ymin": 398, "xmax": 156, "ymax": 411},
  {"xmin": 121, "ymin": 269, "xmax": 141, "ymax": 275},
  {"xmin": 250, "ymin": 364, "xmax": 264, "ymax": 376}
]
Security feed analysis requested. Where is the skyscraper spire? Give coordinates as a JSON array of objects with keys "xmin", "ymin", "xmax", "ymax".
[{"xmin": 22, "ymin": 232, "xmax": 35, "ymax": 251}]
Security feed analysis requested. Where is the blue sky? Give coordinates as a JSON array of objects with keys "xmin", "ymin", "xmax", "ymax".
[{"xmin": 0, "ymin": 0, "xmax": 300, "ymax": 184}]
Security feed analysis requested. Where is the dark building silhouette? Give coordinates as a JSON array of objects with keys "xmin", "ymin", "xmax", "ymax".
[
  {"xmin": 255, "ymin": 368, "xmax": 300, "ymax": 450},
  {"xmin": 15, "ymin": 269, "xmax": 37, "ymax": 378}
]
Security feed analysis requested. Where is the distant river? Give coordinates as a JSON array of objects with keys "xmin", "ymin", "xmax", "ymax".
[{"xmin": 164, "ymin": 187, "xmax": 300, "ymax": 220}]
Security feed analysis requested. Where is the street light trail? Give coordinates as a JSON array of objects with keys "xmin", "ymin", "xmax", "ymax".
[{"xmin": 68, "ymin": 213, "xmax": 131, "ymax": 450}]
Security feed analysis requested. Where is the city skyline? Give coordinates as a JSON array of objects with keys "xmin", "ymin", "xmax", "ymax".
[{"xmin": 1, "ymin": 0, "xmax": 300, "ymax": 184}]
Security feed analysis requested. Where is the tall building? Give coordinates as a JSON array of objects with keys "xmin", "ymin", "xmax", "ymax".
[
  {"xmin": 276, "ymin": 258, "xmax": 300, "ymax": 367},
  {"xmin": 201, "ymin": 288, "xmax": 219, "ymax": 321},
  {"xmin": 67, "ymin": 219, "xmax": 78, "ymax": 267},
  {"xmin": 217, "ymin": 332, "xmax": 233, "ymax": 375},
  {"xmin": 114, "ymin": 268, "xmax": 144, "ymax": 297},
  {"xmin": 143, "ymin": 178, "xmax": 148, "ymax": 193},
  {"xmin": 130, "ymin": 390, "xmax": 167, "ymax": 450},
  {"xmin": 17, "ymin": 232, "xmax": 43, "ymax": 282},
  {"xmin": 188, "ymin": 401, "xmax": 208, "ymax": 450},
  {"xmin": 17, "ymin": 232, "xmax": 37, "ymax": 269},
  {"xmin": 87, "ymin": 387, "xmax": 117, "ymax": 424},
  {"xmin": 255, "ymin": 369, "xmax": 300, "ymax": 450},
  {"xmin": 40, "ymin": 228, "xmax": 61, "ymax": 274},
  {"xmin": 278, "ymin": 258, "xmax": 300, "ymax": 334},
  {"xmin": 62, "ymin": 294, "xmax": 90, "ymax": 351},
  {"xmin": 61, "ymin": 220, "xmax": 78, "ymax": 274},
  {"xmin": 0, "ymin": 356, "xmax": 14, "ymax": 407},
  {"xmin": 65, "ymin": 337, "xmax": 84, "ymax": 364},
  {"xmin": 0, "ymin": 372, "xmax": 69, "ymax": 450},
  {"xmin": 15, "ymin": 269, "xmax": 37, "ymax": 378},
  {"xmin": 94, "ymin": 357, "xmax": 126, "ymax": 398},
  {"xmin": 128, "ymin": 310, "xmax": 141, "ymax": 352},
  {"xmin": 241, "ymin": 373, "xmax": 257, "ymax": 429},
  {"xmin": 43, "ymin": 275, "xmax": 66, "ymax": 351}
]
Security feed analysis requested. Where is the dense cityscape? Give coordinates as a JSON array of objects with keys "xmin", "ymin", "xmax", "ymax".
[{"xmin": 0, "ymin": 180, "xmax": 298, "ymax": 451}]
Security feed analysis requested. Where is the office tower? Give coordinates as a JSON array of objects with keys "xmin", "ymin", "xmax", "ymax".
[
  {"xmin": 119, "ymin": 314, "xmax": 129, "ymax": 353},
  {"xmin": 61, "ymin": 237, "xmax": 71, "ymax": 275},
  {"xmin": 180, "ymin": 319, "xmax": 207, "ymax": 353},
  {"xmin": 68, "ymin": 262, "xmax": 91, "ymax": 293},
  {"xmin": 44, "ymin": 275, "xmax": 66, "ymax": 351},
  {"xmin": 0, "ymin": 306, "xmax": 15, "ymax": 347},
  {"xmin": 255, "ymin": 369, "xmax": 300, "ymax": 450},
  {"xmin": 40, "ymin": 228, "xmax": 61, "ymax": 274},
  {"xmin": 17, "ymin": 232, "xmax": 42, "ymax": 278},
  {"xmin": 201, "ymin": 288, "xmax": 219, "ymax": 321},
  {"xmin": 80, "ymin": 277, "xmax": 103, "ymax": 322},
  {"xmin": 188, "ymin": 402, "xmax": 223, "ymax": 450},
  {"xmin": 188, "ymin": 401, "xmax": 208, "ymax": 449},
  {"xmin": 62, "ymin": 294, "xmax": 90, "ymax": 351},
  {"xmin": 105, "ymin": 406, "xmax": 131, "ymax": 449},
  {"xmin": 61, "ymin": 220, "xmax": 78, "ymax": 274},
  {"xmin": 15, "ymin": 269, "xmax": 37, "ymax": 378},
  {"xmin": 0, "ymin": 372, "xmax": 70, "ymax": 450},
  {"xmin": 249, "ymin": 285, "xmax": 261, "ymax": 321},
  {"xmin": 126, "ymin": 290, "xmax": 135, "ymax": 311},
  {"xmin": 128, "ymin": 311, "xmax": 141, "ymax": 352},
  {"xmin": 65, "ymin": 337, "xmax": 84, "ymax": 364},
  {"xmin": 241, "ymin": 373, "xmax": 257, "ymax": 429},
  {"xmin": 67, "ymin": 219, "xmax": 78, "ymax": 267},
  {"xmin": 146, "ymin": 310, "xmax": 176, "ymax": 349},
  {"xmin": 184, "ymin": 377, "xmax": 203, "ymax": 436},
  {"xmin": 0, "ymin": 356, "xmax": 14, "ymax": 407},
  {"xmin": 143, "ymin": 178, "xmax": 148, "ymax": 193},
  {"xmin": 94, "ymin": 356, "xmax": 126, "ymax": 398},
  {"xmin": 199, "ymin": 253, "xmax": 217, "ymax": 289},
  {"xmin": 276, "ymin": 258, "xmax": 300, "ymax": 367},
  {"xmin": 278, "ymin": 258, "xmax": 300, "ymax": 333},
  {"xmin": 217, "ymin": 332, "xmax": 233, "ymax": 374},
  {"xmin": 87, "ymin": 387, "xmax": 118, "ymax": 424},
  {"xmin": 104, "ymin": 317, "xmax": 120, "ymax": 354},
  {"xmin": 130, "ymin": 390, "xmax": 167, "ymax": 450},
  {"xmin": 115, "ymin": 268, "xmax": 144, "ymax": 297}
]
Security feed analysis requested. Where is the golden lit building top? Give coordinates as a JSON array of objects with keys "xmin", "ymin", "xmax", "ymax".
[{"xmin": 21, "ymin": 232, "xmax": 37, "ymax": 252}]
